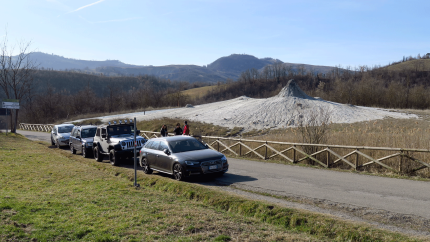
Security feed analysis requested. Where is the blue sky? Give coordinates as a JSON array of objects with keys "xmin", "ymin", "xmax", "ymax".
[{"xmin": 1, "ymin": 0, "xmax": 429, "ymax": 68}]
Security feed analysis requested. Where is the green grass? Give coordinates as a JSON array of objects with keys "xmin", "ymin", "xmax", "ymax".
[{"xmin": 0, "ymin": 133, "xmax": 425, "ymax": 241}]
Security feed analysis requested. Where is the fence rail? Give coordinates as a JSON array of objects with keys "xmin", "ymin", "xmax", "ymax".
[
  {"xmin": 19, "ymin": 123, "xmax": 54, "ymax": 132},
  {"xmin": 140, "ymin": 131, "xmax": 430, "ymax": 174}
]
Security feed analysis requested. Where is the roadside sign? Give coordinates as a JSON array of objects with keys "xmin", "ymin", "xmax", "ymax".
[{"xmin": 2, "ymin": 99, "xmax": 19, "ymax": 109}]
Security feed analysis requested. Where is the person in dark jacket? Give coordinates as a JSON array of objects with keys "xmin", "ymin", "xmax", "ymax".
[
  {"xmin": 173, "ymin": 123, "xmax": 183, "ymax": 135},
  {"xmin": 183, "ymin": 121, "xmax": 190, "ymax": 136},
  {"xmin": 160, "ymin": 125, "xmax": 168, "ymax": 137}
]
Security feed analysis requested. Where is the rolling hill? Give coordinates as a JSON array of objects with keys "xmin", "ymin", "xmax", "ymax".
[{"xmin": 25, "ymin": 53, "xmax": 340, "ymax": 83}]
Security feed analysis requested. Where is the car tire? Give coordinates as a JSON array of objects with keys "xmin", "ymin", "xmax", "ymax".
[
  {"xmin": 82, "ymin": 147, "xmax": 88, "ymax": 158},
  {"xmin": 70, "ymin": 145, "xmax": 76, "ymax": 154},
  {"xmin": 141, "ymin": 158, "xmax": 153, "ymax": 174},
  {"xmin": 51, "ymin": 136, "xmax": 55, "ymax": 145},
  {"xmin": 109, "ymin": 150, "xmax": 120, "ymax": 166},
  {"xmin": 173, "ymin": 163, "xmax": 184, "ymax": 181},
  {"xmin": 56, "ymin": 140, "xmax": 61, "ymax": 149},
  {"xmin": 94, "ymin": 147, "xmax": 103, "ymax": 162}
]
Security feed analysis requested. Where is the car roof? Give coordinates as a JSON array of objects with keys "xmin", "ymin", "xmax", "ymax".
[
  {"xmin": 55, "ymin": 124, "xmax": 74, "ymax": 127},
  {"xmin": 79, "ymin": 125, "xmax": 97, "ymax": 129},
  {"xmin": 149, "ymin": 136, "xmax": 197, "ymax": 142}
]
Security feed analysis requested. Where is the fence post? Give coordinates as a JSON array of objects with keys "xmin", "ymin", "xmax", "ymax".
[
  {"xmin": 326, "ymin": 147, "xmax": 329, "ymax": 167},
  {"xmin": 264, "ymin": 141, "xmax": 268, "ymax": 160},
  {"xmin": 293, "ymin": 145, "xmax": 296, "ymax": 163},
  {"xmin": 399, "ymin": 151, "xmax": 404, "ymax": 173},
  {"xmin": 239, "ymin": 139, "xmax": 242, "ymax": 156},
  {"xmin": 355, "ymin": 149, "xmax": 359, "ymax": 170},
  {"xmin": 217, "ymin": 138, "xmax": 220, "ymax": 152}
]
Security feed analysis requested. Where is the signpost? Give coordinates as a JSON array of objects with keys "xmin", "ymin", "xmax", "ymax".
[{"xmin": 1, "ymin": 99, "xmax": 19, "ymax": 135}]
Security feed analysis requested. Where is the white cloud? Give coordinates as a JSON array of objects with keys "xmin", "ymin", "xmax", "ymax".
[{"xmin": 69, "ymin": 0, "xmax": 106, "ymax": 13}]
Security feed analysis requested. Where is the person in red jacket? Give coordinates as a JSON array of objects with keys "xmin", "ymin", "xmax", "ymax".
[{"xmin": 183, "ymin": 121, "xmax": 190, "ymax": 136}]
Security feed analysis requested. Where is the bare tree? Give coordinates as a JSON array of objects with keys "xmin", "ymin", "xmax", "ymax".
[
  {"xmin": 297, "ymin": 108, "xmax": 331, "ymax": 164},
  {"xmin": 0, "ymin": 33, "xmax": 37, "ymax": 133}
]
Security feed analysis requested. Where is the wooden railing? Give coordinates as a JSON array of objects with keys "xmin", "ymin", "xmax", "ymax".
[
  {"xmin": 19, "ymin": 123, "xmax": 54, "ymax": 132},
  {"xmin": 140, "ymin": 131, "xmax": 430, "ymax": 174}
]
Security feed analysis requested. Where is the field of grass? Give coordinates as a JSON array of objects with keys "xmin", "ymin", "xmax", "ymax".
[
  {"xmin": 1, "ymin": 133, "xmax": 424, "ymax": 241},
  {"xmin": 385, "ymin": 59, "xmax": 430, "ymax": 72},
  {"xmin": 181, "ymin": 85, "xmax": 227, "ymax": 99}
]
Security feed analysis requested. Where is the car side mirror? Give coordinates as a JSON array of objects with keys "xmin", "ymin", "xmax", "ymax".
[
  {"xmin": 163, "ymin": 149, "xmax": 170, "ymax": 155},
  {"xmin": 102, "ymin": 134, "xmax": 106, "ymax": 139}
]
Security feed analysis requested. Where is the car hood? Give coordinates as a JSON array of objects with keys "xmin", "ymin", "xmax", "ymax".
[
  {"xmin": 58, "ymin": 133, "xmax": 71, "ymax": 138},
  {"xmin": 110, "ymin": 135, "xmax": 144, "ymax": 143},
  {"xmin": 81, "ymin": 137, "xmax": 94, "ymax": 142},
  {"xmin": 173, "ymin": 149, "xmax": 224, "ymax": 161}
]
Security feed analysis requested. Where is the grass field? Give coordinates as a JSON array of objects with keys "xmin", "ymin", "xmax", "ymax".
[
  {"xmin": 0, "ymin": 133, "xmax": 424, "ymax": 241},
  {"xmin": 385, "ymin": 59, "xmax": 430, "ymax": 71},
  {"xmin": 181, "ymin": 85, "xmax": 226, "ymax": 99}
]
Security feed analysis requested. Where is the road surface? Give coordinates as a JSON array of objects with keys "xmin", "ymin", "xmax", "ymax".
[{"xmin": 13, "ymin": 130, "xmax": 430, "ymax": 235}]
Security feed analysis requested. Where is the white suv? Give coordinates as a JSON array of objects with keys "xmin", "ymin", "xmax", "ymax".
[{"xmin": 51, "ymin": 124, "xmax": 74, "ymax": 148}]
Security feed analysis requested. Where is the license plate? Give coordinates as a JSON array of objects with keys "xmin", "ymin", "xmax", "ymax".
[{"xmin": 209, "ymin": 165, "xmax": 218, "ymax": 170}]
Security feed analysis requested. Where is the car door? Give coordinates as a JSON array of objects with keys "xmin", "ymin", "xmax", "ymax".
[
  {"xmin": 100, "ymin": 128, "xmax": 109, "ymax": 153},
  {"xmin": 147, "ymin": 141, "xmax": 161, "ymax": 170},
  {"xmin": 76, "ymin": 129, "xmax": 82, "ymax": 153},
  {"xmin": 70, "ymin": 128, "xmax": 77, "ymax": 148},
  {"xmin": 157, "ymin": 141, "xmax": 173, "ymax": 171}
]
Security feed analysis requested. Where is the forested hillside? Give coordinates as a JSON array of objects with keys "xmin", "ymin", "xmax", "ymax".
[{"xmin": 197, "ymin": 56, "xmax": 430, "ymax": 109}]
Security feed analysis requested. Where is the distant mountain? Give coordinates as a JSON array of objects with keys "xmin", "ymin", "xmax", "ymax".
[
  {"xmin": 25, "ymin": 52, "xmax": 339, "ymax": 83},
  {"xmin": 24, "ymin": 52, "xmax": 134, "ymax": 70}
]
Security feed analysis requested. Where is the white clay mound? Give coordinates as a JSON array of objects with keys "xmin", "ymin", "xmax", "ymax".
[{"xmin": 95, "ymin": 80, "xmax": 418, "ymax": 130}]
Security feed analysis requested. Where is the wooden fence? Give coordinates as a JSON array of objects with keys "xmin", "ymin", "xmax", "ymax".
[
  {"xmin": 19, "ymin": 123, "xmax": 54, "ymax": 132},
  {"xmin": 140, "ymin": 131, "xmax": 430, "ymax": 174}
]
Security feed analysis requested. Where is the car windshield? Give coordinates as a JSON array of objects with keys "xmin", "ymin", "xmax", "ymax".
[
  {"xmin": 58, "ymin": 126, "xmax": 73, "ymax": 133},
  {"xmin": 81, "ymin": 128, "xmax": 97, "ymax": 138},
  {"xmin": 168, "ymin": 139, "xmax": 207, "ymax": 153},
  {"xmin": 108, "ymin": 125, "xmax": 133, "ymax": 136}
]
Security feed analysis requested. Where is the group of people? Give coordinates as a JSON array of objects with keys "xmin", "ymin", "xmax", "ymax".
[{"xmin": 160, "ymin": 121, "xmax": 189, "ymax": 137}]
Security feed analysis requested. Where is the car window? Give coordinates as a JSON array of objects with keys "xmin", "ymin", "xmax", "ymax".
[
  {"xmin": 77, "ymin": 130, "xmax": 81, "ymax": 137},
  {"xmin": 144, "ymin": 141, "xmax": 153, "ymax": 149},
  {"xmin": 81, "ymin": 128, "xmax": 97, "ymax": 138},
  {"xmin": 169, "ymin": 139, "xmax": 207, "ymax": 153},
  {"xmin": 108, "ymin": 125, "xmax": 132, "ymax": 136},
  {"xmin": 96, "ymin": 128, "xmax": 100, "ymax": 137},
  {"xmin": 159, "ymin": 142, "xmax": 169, "ymax": 151},
  {"xmin": 150, "ymin": 141, "xmax": 160, "ymax": 150},
  {"xmin": 101, "ymin": 128, "xmax": 106, "ymax": 136},
  {"xmin": 58, "ymin": 126, "xmax": 74, "ymax": 133}
]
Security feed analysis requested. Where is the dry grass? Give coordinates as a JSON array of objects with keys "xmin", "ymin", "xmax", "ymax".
[
  {"xmin": 182, "ymin": 85, "xmax": 228, "ymax": 99},
  {"xmin": 385, "ymin": 59, "xmax": 430, "ymax": 72}
]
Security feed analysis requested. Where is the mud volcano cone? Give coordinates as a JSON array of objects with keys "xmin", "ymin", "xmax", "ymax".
[{"xmin": 277, "ymin": 79, "xmax": 315, "ymax": 100}]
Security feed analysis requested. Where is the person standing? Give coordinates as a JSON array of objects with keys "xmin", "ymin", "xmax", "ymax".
[
  {"xmin": 173, "ymin": 123, "xmax": 183, "ymax": 135},
  {"xmin": 183, "ymin": 121, "xmax": 190, "ymax": 136},
  {"xmin": 160, "ymin": 125, "xmax": 168, "ymax": 137}
]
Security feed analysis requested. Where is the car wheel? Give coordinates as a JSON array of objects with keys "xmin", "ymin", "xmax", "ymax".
[
  {"xmin": 94, "ymin": 147, "xmax": 103, "ymax": 162},
  {"xmin": 51, "ymin": 136, "xmax": 55, "ymax": 145},
  {"xmin": 56, "ymin": 140, "xmax": 61, "ymax": 149},
  {"xmin": 141, "ymin": 158, "xmax": 153, "ymax": 174},
  {"xmin": 70, "ymin": 145, "xmax": 76, "ymax": 154},
  {"xmin": 109, "ymin": 150, "xmax": 120, "ymax": 166},
  {"xmin": 173, "ymin": 163, "xmax": 184, "ymax": 181},
  {"xmin": 82, "ymin": 147, "xmax": 88, "ymax": 158}
]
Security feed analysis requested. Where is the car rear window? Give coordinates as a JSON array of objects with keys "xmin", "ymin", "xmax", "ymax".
[{"xmin": 168, "ymin": 139, "xmax": 207, "ymax": 153}]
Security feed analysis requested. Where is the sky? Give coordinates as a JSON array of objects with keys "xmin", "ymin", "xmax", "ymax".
[{"xmin": 1, "ymin": 0, "xmax": 429, "ymax": 68}]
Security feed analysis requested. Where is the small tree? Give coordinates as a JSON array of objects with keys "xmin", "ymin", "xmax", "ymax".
[
  {"xmin": 298, "ymin": 108, "xmax": 331, "ymax": 164},
  {"xmin": 0, "ymin": 33, "xmax": 37, "ymax": 133}
]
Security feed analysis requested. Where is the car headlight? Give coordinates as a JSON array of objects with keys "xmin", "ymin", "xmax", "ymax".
[
  {"xmin": 86, "ymin": 142, "xmax": 92, "ymax": 148},
  {"xmin": 121, "ymin": 141, "xmax": 126, "ymax": 146},
  {"xmin": 185, "ymin": 160, "xmax": 196, "ymax": 166},
  {"xmin": 221, "ymin": 156, "xmax": 227, "ymax": 163}
]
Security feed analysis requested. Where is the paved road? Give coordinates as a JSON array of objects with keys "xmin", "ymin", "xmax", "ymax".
[{"xmin": 14, "ymin": 130, "xmax": 430, "ymax": 221}]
